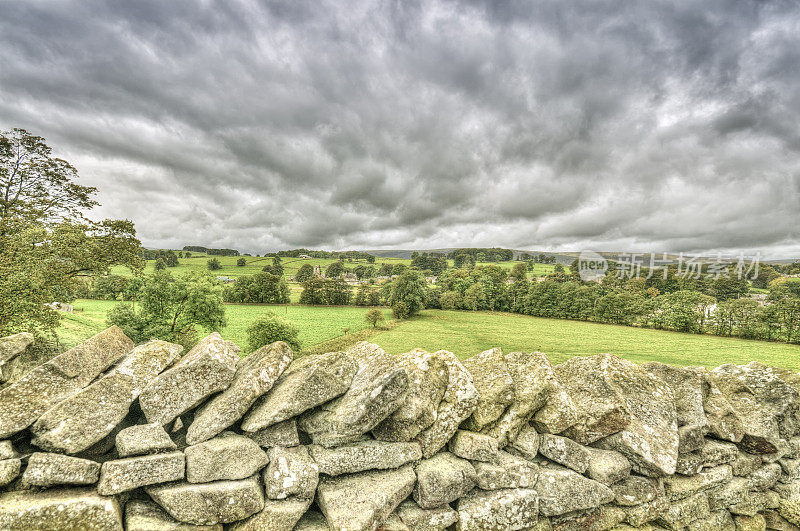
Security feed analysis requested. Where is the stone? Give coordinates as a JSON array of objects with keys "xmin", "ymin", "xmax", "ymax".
[
  {"xmin": 778, "ymin": 499, "xmax": 800, "ymax": 526},
  {"xmin": 656, "ymin": 491, "xmax": 710, "ymax": 528},
  {"xmin": 0, "ymin": 487, "xmax": 122, "ymax": 530},
  {"xmin": 0, "ymin": 326, "xmax": 133, "ymax": 439},
  {"xmin": 308, "ymin": 440, "xmax": 421, "ymax": 476},
  {"xmin": 678, "ymin": 424, "xmax": 706, "ymax": 453},
  {"xmin": 415, "ymin": 350, "xmax": 479, "ymax": 458},
  {"xmin": 395, "ymin": 499, "xmax": 458, "ymax": 529},
  {"xmin": 0, "ymin": 440, "xmax": 14, "ymax": 460},
  {"xmin": 264, "ymin": 445, "xmax": 318, "ymax": 500},
  {"xmin": 662, "ymin": 464, "xmax": 732, "ymax": 501},
  {"xmin": 676, "ymin": 451, "xmax": 704, "ymax": 476},
  {"xmin": 241, "ymin": 351, "xmax": 356, "ymax": 432},
  {"xmin": 623, "ymin": 492, "xmax": 669, "ymax": 527},
  {"xmin": 708, "ymin": 476, "xmax": 750, "ymax": 510},
  {"xmin": 538, "ymin": 434, "xmax": 590, "ymax": 474},
  {"xmin": 732, "ymin": 514, "xmax": 767, "ymax": 531},
  {"xmin": 508, "ymin": 425, "xmax": 540, "ymax": 460},
  {"xmin": 448, "ymin": 430, "xmax": 499, "ymax": 463},
  {"xmin": 729, "ymin": 490, "xmax": 780, "ymax": 516},
  {"xmin": 456, "ymin": 488, "xmax": 539, "ymax": 531},
  {"xmin": 585, "ymin": 447, "xmax": 631, "ymax": 485},
  {"xmin": 380, "ymin": 513, "xmax": 411, "ymax": 531},
  {"xmin": 116, "ymin": 423, "xmax": 177, "ymax": 457},
  {"xmin": 227, "ymin": 497, "xmax": 312, "ymax": 531},
  {"xmin": 97, "ymin": 451, "xmax": 185, "ymax": 495},
  {"xmin": 700, "ymin": 438, "xmax": 738, "ymax": 467},
  {"xmin": 473, "ymin": 450, "xmax": 538, "ymax": 490},
  {"xmin": 22, "ymin": 452, "xmax": 100, "ymax": 487},
  {"xmin": 611, "ymin": 475, "xmax": 661, "ymax": 506},
  {"xmin": 779, "ymin": 457, "xmax": 800, "ymax": 481},
  {"xmin": 748, "ymin": 463, "xmax": 781, "ymax": 491},
  {"xmin": 298, "ymin": 342, "xmax": 409, "ymax": 447},
  {"xmin": 535, "ymin": 466, "xmax": 614, "ymax": 517},
  {"xmin": 527, "ymin": 352, "xmax": 579, "ymax": 435},
  {"xmin": 551, "ymin": 505, "xmax": 626, "ymax": 531},
  {"xmin": 243, "ymin": 419, "xmax": 299, "ymax": 448},
  {"xmin": 125, "ymin": 499, "xmax": 222, "ymax": 530},
  {"xmin": 0, "ymin": 458, "xmax": 21, "ymax": 486},
  {"xmin": 294, "ymin": 510, "xmax": 329, "ymax": 531},
  {"xmin": 316, "ymin": 465, "xmax": 416, "ymax": 531},
  {"xmin": 461, "ymin": 347, "xmax": 515, "ymax": 430},
  {"xmin": 185, "ymin": 432, "xmax": 268, "ymax": 483},
  {"xmin": 187, "ymin": 341, "xmax": 293, "ymax": 445},
  {"xmin": 145, "ymin": 476, "xmax": 265, "ymax": 526},
  {"xmin": 373, "ymin": 349, "xmax": 449, "ymax": 441},
  {"xmin": 641, "ymin": 362, "xmax": 709, "ymax": 429},
  {"xmin": 31, "ymin": 340, "xmax": 182, "ymax": 454},
  {"xmin": 413, "ymin": 452, "xmax": 476, "ymax": 508},
  {"xmin": 139, "ymin": 333, "xmax": 239, "ymax": 426},
  {"xmin": 0, "ymin": 332, "xmax": 33, "ymax": 382},
  {"xmin": 688, "ymin": 509, "xmax": 735, "ymax": 531},
  {"xmin": 687, "ymin": 366, "xmax": 745, "ymax": 442}
]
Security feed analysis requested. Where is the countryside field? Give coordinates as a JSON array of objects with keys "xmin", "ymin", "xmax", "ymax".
[{"xmin": 58, "ymin": 300, "xmax": 800, "ymax": 370}]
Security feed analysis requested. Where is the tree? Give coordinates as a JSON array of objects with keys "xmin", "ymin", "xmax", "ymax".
[
  {"xmin": 207, "ymin": 258, "xmax": 222, "ymax": 271},
  {"xmin": 107, "ymin": 271, "xmax": 226, "ymax": 349},
  {"xmin": 164, "ymin": 251, "xmax": 179, "ymax": 267},
  {"xmin": 246, "ymin": 312, "xmax": 301, "ymax": 352},
  {"xmin": 237, "ymin": 257, "xmax": 246, "ymax": 267},
  {"xmin": 155, "ymin": 258, "xmax": 167, "ymax": 271},
  {"xmin": 392, "ymin": 301, "xmax": 410, "ymax": 319},
  {"xmin": 294, "ymin": 263, "xmax": 314, "ymax": 282},
  {"xmin": 326, "ymin": 261, "xmax": 345, "ymax": 278},
  {"xmin": 389, "ymin": 270, "xmax": 426, "ymax": 317},
  {"xmin": 365, "ymin": 308, "xmax": 385, "ymax": 328},
  {"xmin": 366, "ymin": 255, "xmax": 376, "ymax": 264},
  {"xmin": 223, "ymin": 272, "xmax": 289, "ymax": 304}
]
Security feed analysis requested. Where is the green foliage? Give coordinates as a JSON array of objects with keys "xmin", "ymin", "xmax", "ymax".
[
  {"xmin": 245, "ymin": 312, "xmax": 301, "ymax": 352},
  {"xmin": 237, "ymin": 257, "xmax": 246, "ymax": 267},
  {"xmin": 365, "ymin": 308, "xmax": 385, "ymax": 328},
  {"xmin": 392, "ymin": 301, "xmax": 410, "ymax": 319},
  {"xmin": 325, "ymin": 261, "xmax": 345, "ymax": 278},
  {"xmin": 154, "ymin": 259, "xmax": 167, "ymax": 271},
  {"xmin": 294, "ymin": 263, "xmax": 315, "ymax": 282},
  {"xmin": 207, "ymin": 258, "xmax": 222, "ymax": 271},
  {"xmin": 410, "ymin": 252, "xmax": 447, "ymax": 274},
  {"xmin": 91, "ymin": 275, "xmax": 129, "ymax": 300},
  {"xmin": 223, "ymin": 272, "xmax": 289, "ymax": 304},
  {"xmin": 389, "ymin": 269, "xmax": 426, "ymax": 317},
  {"xmin": 299, "ymin": 277, "xmax": 351, "ymax": 305}
]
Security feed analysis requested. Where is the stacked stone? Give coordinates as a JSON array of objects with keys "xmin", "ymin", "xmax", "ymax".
[{"xmin": 1, "ymin": 327, "xmax": 800, "ymax": 530}]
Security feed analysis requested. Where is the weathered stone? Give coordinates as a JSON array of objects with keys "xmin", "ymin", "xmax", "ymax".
[
  {"xmin": 732, "ymin": 514, "xmax": 767, "ymax": 531},
  {"xmin": 473, "ymin": 450, "xmax": 538, "ymax": 490},
  {"xmin": 380, "ymin": 513, "xmax": 410, "ymax": 531},
  {"xmin": 551, "ymin": 505, "xmax": 626, "ymax": 531},
  {"xmin": 22, "ymin": 452, "xmax": 100, "ymax": 487},
  {"xmin": 527, "ymin": 352, "xmax": 578, "ymax": 435},
  {"xmin": 294, "ymin": 510, "xmax": 329, "ymax": 531},
  {"xmin": 185, "ymin": 432, "xmax": 268, "ymax": 483},
  {"xmin": 663, "ymin": 464, "xmax": 732, "ymax": 501},
  {"xmin": 415, "ymin": 350, "xmax": 479, "ymax": 458},
  {"xmin": 611, "ymin": 475, "xmax": 660, "ymax": 506},
  {"xmin": 748, "ymin": 462, "xmax": 781, "ymax": 491},
  {"xmin": 116, "ymin": 423, "xmax": 177, "ymax": 457},
  {"xmin": 0, "ymin": 332, "xmax": 33, "ymax": 382},
  {"xmin": 688, "ymin": 509, "xmax": 735, "ymax": 531},
  {"xmin": 708, "ymin": 476, "xmax": 750, "ymax": 510},
  {"xmin": 676, "ymin": 451, "xmax": 704, "ymax": 476},
  {"xmin": 187, "ymin": 341, "xmax": 293, "ymax": 445},
  {"xmin": 461, "ymin": 347, "xmax": 515, "ymax": 430},
  {"xmin": 227, "ymin": 496, "xmax": 312, "ymax": 531},
  {"xmin": 448, "ymin": 430, "xmax": 499, "ymax": 463},
  {"xmin": 299, "ymin": 342, "xmax": 409, "ymax": 447},
  {"xmin": 0, "ymin": 458, "xmax": 20, "ymax": 486},
  {"xmin": 395, "ymin": 499, "xmax": 458, "ymax": 530},
  {"xmin": 623, "ymin": 491, "xmax": 669, "ymax": 527},
  {"xmin": 308, "ymin": 440, "xmax": 421, "ymax": 476},
  {"xmin": 125, "ymin": 499, "xmax": 222, "ymax": 530},
  {"xmin": 0, "ymin": 487, "xmax": 122, "ymax": 530},
  {"xmin": 145, "ymin": 476, "xmax": 265, "ymax": 526},
  {"xmin": 700, "ymin": 438, "xmax": 738, "ymax": 467},
  {"xmin": 373, "ymin": 349, "xmax": 448, "ymax": 441},
  {"xmin": 0, "ymin": 440, "xmax": 14, "ymax": 460},
  {"xmin": 456, "ymin": 488, "xmax": 539, "ymax": 531},
  {"xmin": 656, "ymin": 491, "xmax": 710, "ymax": 528},
  {"xmin": 0, "ymin": 326, "xmax": 133, "ymax": 439},
  {"xmin": 538, "ymin": 434, "xmax": 590, "ymax": 474},
  {"xmin": 413, "ymin": 452, "xmax": 476, "ymax": 508},
  {"xmin": 729, "ymin": 490, "xmax": 780, "ymax": 516},
  {"xmin": 778, "ymin": 499, "xmax": 800, "ymax": 526},
  {"xmin": 316, "ymin": 465, "xmax": 416, "ymax": 531},
  {"xmin": 535, "ymin": 466, "xmax": 614, "ymax": 517},
  {"xmin": 678, "ymin": 424, "xmax": 706, "ymax": 453},
  {"xmin": 139, "ymin": 333, "xmax": 239, "ymax": 426},
  {"xmin": 508, "ymin": 425, "xmax": 540, "ymax": 460},
  {"xmin": 779, "ymin": 457, "xmax": 800, "ymax": 481},
  {"xmin": 31, "ymin": 340, "xmax": 182, "ymax": 454},
  {"xmin": 97, "ymin": 451, "xmax": 185, "ymax": 495},
  {"xmin": 264, "ymin": 445, "xmax": 318, "ymax": 500},
  {"xmin": 687, "ymin": 366, "xmax": 745, "ymax": 442},
  {"xmin": 585, "ymin": 447, "xmax": 630, "ymax": 485},
  {"xmin": 241, "ymin": 351, "xmax": 356, "ymax": 432},
  {"xmin": 641, "ymin": 362, "xmax": 709, "ymax": 429},
  {"xmin": 242, "ymin": 419, "xmax": 300, "ymax": 448}
]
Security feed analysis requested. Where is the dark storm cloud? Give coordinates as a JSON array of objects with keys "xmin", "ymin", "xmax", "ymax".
[{"xmin": 1, "ymin": 0, "xmax": 799, "ymax": 256}]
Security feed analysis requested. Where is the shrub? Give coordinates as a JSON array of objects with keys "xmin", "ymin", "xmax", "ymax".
[
  {"xmin": 246, "ymin": 312, "xmax": 301, "ymax": 352},
  {"xmin": 207, "ymin": 258, "xmax": 222, "ymax": 271},
  {"xmin": 237, "ymin": 257, "xmax": 246, "ymax": 267},
  {"xmin": 392, "ymin": 301, "xmax": 410, "ymax": 319},
  {"xmin": 365, "ymin": 308, "xmax": 385, "ymax": 328}
]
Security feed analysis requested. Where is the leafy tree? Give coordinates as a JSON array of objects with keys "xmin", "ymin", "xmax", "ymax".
[
  {"xmin": 294, "ymin": 263, "xmax": 314, "ymax": 282},
  {"xmin": 353, "ymin": 284, "xmax": 368, "ymax": 306},
  {"xmin": 155, "ymin": 258, "xmax": 167, "ymax": 271},
  {"xmin": 207, "ymin": 258, "xmax": 222, "ymax": 271},
  {"xmin": 510, "ymin": 262, "xmax": 527, "ymax": 282},
  {"xmin": 246, "ymin": 312, "xmax": 301, "ymax": 352},
  {"xmin": 326, "ymin": 261, "xmax": 345, "ymax": 278},
  {"xmin": 262, "ymin": 256, "xmax": 283, "ymax": 276},
  {"xmin": 299, "ymin": 277, "xmax": 325, "ymax": 305},
  {"xmin": 91, "ymin": 275, "xmax": 129, "ymax": 301},
  {"xmin": 389, "ymin": 270, "xmax": 426, "ymax": 317},
  {"xmin": 392, "ymin": 301, "xmax": 410, "ymax": 319},
  {"xmin": 164, "ymin": 252, "xmax": 179, "ymax": 267},
  {"xmin": 365, "ymin": 308, "xmax": 385, "ymax": 328},
  {"xmin": 237, "ymin": 257, "xmax": 246, "ymax": 267},
  {"xmin": 107, "ymin": 271, "xmax": 226, "ymax": 349},
  {"xmin": 366, "ymin": 255, "xmax": 376, "ymax": 264},
  {"xmin": 223, "ymin": 272, "xmax": 289, "ymax": 304}
]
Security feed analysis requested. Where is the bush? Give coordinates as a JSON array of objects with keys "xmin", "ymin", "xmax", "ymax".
[
  {"xmin": 246, "ymin": 312, "xmax": 301, "ymax": 352},
  {"xmin": 392, "ymin": 301, "xmax": 410, "ymax": 319},
  {"xmin": 365, "ymin": 308, "xmax": 385, "ymax": 328},
  {"xmin": 207, "ymin": 258, "xmax": 222, "ymax": 271},
  {"xmin": 154, "ymin": 259, "xmax": 167, "ymax": 271},
  {"xmin": 237, "ymin": 257, "xmax": 246, "ymax": 267}
]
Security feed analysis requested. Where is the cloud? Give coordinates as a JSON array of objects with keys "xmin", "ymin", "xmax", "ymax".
[{"xmin": 1, "ymin": 0, "xmax": 798, "ymax": 257}]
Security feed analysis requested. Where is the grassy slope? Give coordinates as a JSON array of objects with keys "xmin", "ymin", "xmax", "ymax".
[{"xmin": 369, "ymin": 310, "xmax": 800, "ymax": 370}]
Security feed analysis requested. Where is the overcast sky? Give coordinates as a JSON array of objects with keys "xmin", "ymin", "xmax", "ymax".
[{"xmin": 1, "ymin": 1, "xmax": 799, "ymax": 257}]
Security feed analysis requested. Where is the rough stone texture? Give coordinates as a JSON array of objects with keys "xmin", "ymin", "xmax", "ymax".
[
  {"xmin": 413, "ymin": 452, "xmax": 477, "ymax": 508},
  {"xmin": 448, "ymin": 430, "xmax": 499, "ymax": 463},
  {"xmin": 456, "ymin": 488, "xmax": 539, "ymax": 531},
  {"xmin": 22, "ymin": 452, "xmax": 100, "ymax": 487},
  {"xmin": 0, "ymin": 440, "xmax": 14, "ymax": 460},
  {"xmin": 298, "ymin": 342, "xmax": 409, "ymax": 447},
  {"xmin": 372, "ymin": 349, "xmax": 449, "ymax": 441},
  {"xmin": 461, "ymin": 347, "xmax": 515, "ymax": 431},
  {"xmin": 473, "ymin": 450, "xmax": 538, "ymax": 490},
  {"xmin": 395, "ymin": 499, "xmax": 459, "ymax": 529},
  {"xmin": 585, "ymin": 447, "xmax": 631, "ymax": 485},
  {"xmin": 551, "ymin": 505, "xmax": 627, "ymax": 530},
  {"xmin": 187, "ymin": 341, "xmax": 293, "ymax": 445},
  {"xmin": 31, "ymin": 339, "xmax": 182, "ymax": 454},
  {"xmin": 749, "ymin": 463, "xmax": 782, "ymax": 491},
  {"xmin": 0, "ymin": 458, "xmax": 20, "ymax": 486},
  {"xmin": 242, "ymin": 419, "xmax": 300, "ymax": 448},
  {"xmin": 146, "ymin": 476, "xmax": 265, "ymax": 526},
  {"xmin": 241, "ymin": 351, "xmax": 356, "ymax": 432},
  {"xmin": 116, "ymin": 423, "xmax": 177, "ymax": 457},
  {"xmin": 308, "ymin": 440, "xmax": 421, "ymax": 476},
  {"xmin": 642, "ymin": 362, "xmax": 709, "ymax": 430},
  {"xmin": 656, "ymin": 491, "xmax": 711, "ymax": 528},
  {"xmin": 663, "ymin": 464, "xmax": 732, "ymax": 501},
  {"xmin": 687, "ymin": 366, "xmax": 746, "ymax": 442},
  {"xmin": 508, "ymin": 425, "xmax": 540, "ymax": 460},
  {"xmin": 527, "ymin": 352, "xmax": 579, "ymax": 435},
  {"xmin": 611, "ymin": 475, "xmax": 661, "ymax": 506},
  {"xmin": 538, "ymin": 433, "xmax": 590, "ymax": 474},
  {"xmin": 0, "ymin": 326, "xmax": 133, "ymax": 439},
  {"xmin": 185, "ymin": 432, "xmax": 268, "ymax": 483},
  {"xmin": 0, "ymin": 332, "xmax": 33, "ymax": 382},
  {"xmin": 700, "ymin": 438, "xmax": 739, "ymax": 467},
  {"xmin": 264, "ymin": 445, "xmax": 318, "ymax": 500},
  {"xmin": 316, "ymin": 465, "xmax": 416, "ymax": 531},
  {"xmin": 227, "ymin": 497, "xmax": 312, "ymax": 531},
  {"xmin": 139, "ymin": 333, "xmax": 239, "ymax": 426},
  {"xmin": 97, "ymin": 451, "xmax": 185, "ymax": 495},
  {"xmin": 535, "ymin": 466, "xmax": 614, "ymax": 517},
  {"xmin": 415, "ymin": 350, "xmax": 479, "ymax": 458},
  {"xmin": 294, "ymin": 510, "xmax": 329, "ymax": 531},
  {"xmin": 0, "ymin": 487, "xmax": 122, "ymax": 530},
  {"xmin": 125, "ymin": 499, "xmax": 222, "ymax": 530}
]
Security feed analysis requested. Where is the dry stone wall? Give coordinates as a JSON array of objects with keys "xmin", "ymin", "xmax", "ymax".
[{"xmin": 0, "ymin": 327, "xmax": 799, "ymax": 530}]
